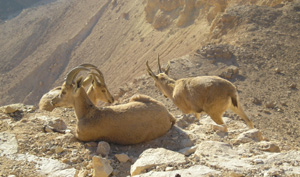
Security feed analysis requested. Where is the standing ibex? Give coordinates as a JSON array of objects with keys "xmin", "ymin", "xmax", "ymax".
[
  {"xmin": 51, "ymin": 66, "xmax": 175, "ymax": 144},
  {"xmin": 146, "ymin": 55, "xmax": 254, "ymax": 132},
  {"xmin": 39, "ymin": 64, "xmax": 114, "ymax": 111}
]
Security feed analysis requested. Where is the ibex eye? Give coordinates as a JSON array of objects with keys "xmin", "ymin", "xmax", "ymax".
[{"xmin": 102, "ymin": 90, "xmax": 106, "ymax": 93}]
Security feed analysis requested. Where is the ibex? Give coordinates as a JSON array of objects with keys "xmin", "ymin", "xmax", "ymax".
[
  {"xmin": 146, "ymin": 55, "xmax": 254, "ymax": 132},
  {"xmin": 51, "ymin": 66, "xmax": 175, "ymax": 144},
  {"xmin": 39, "ymin": 64, "xmax": 114, "ymax": 111}
]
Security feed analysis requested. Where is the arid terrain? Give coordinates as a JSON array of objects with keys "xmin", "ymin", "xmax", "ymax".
[{"xmin": 0, "ymin": 0, "xmax": 300, "ymax": 176}]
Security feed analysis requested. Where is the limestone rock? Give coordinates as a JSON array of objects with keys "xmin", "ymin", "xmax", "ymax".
[
  {"xmin": 92, "ymin": 156, "xmax": 113, "ymax": 177},
  {"xmin": 219, "ymin": 65, "xmax": 239, "ymax": 79},
  {"xmin": 234, "ymin": 129, "xmax": 263, "ymax": 144},
  {"xmin": 195, "ymin": 141, "xmax": 253, "ymax": 174},
  {"xmin": 0, "ymin": 103, "xmax": 24, "ymax": 114},
  {"xmin": 86, "ymin": 142, "xmax": 98, "ymax": 147},
  {"xmin": 96, "ymin": 141, "xmax": 110, "ymax": 157},
  {"xmin": 178, "ymin": 145, "xmax": 197, "ymax": 156},
  {"xmin": 55, "ymin": 146, "xmax": 64, "ymax": 154},
  {"xmin": 130, "ymin": 148, "xmax": 186, "ymax": 176},
  {"xmin": 135, "ymin": 165, "xmax": 221, "ymax": 177},
  {"xmin": 195, "ymin": 141, "xmax": 236, "ymax": 156},
  {"xmin": 0, "ymin": 113, "xmax": 10, "ymax": 119},
  {"xmin": 77, "ymin": 170, "xmax": 88, "ymax": 177},
  {"xmin": 115, "ymin": 153, "xmax": 130, "ymax": 163},
  {"xmin": 47, "ymin": 118, "xmax": 67, "ymax": 132},
  {"xmin": 0, "ymin": 132, "xmax": 18, "ymax": 155},
  {"xmin": 258, "ymin": 141, "xmax": 280, "ymax": 152},
  {"xmin": 4, "ymin": 153, "xmax": 76, "ymax": 177}
]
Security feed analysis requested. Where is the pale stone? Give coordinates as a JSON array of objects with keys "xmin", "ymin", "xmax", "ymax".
[
  {"xmin": 77, "ymin": 170, "xmax": 88, "ymax": 177},
  {"xmin": 134, "ymin": 165, "xmax": 220, "ymax": 177},
  {"xmin": 115, "ymin": 153, "xmax": 130, "ymax": 163},
  {"xmin": 0, "ymin": 113, "xmax": 10, "ymax": 119},
  {"xmin": 234, "ymin": 129, "xmax": 263, "ymax": 144},
  {"xmin": 96, "ymin": 141, "xmax": 110, "ymax": 157},
  {"xmin": 55, "ymin": 146, "xmax": 64, "ymax": 154},
  {"xmin": 195, "ymin": 141, "xmax": 254, "ymax": 174},
  {"xmin": 9, "ymin": 153, "xmax": 76, "ymax": 177},
  {"xmin": 130, "ymin": 148, "xmax": 186, "ymax": 176},
  {"xmin": 258, "ymin": 141, "xmax": 280, "ymax": 152},
  {"xmin": 180, "ymin": 138, "xmax": 193, "ymax": 147},
  {"xmin": 178, "ymin": 145, "xmax": 197, "ymax": 156},
  {"xmin": 0, "ymin": 132, "xmax": 18, "ymax": 155},
  {"xmin": 44, "ymin": 125, "xmax": 54, "ymax": 133},
  {"xmin": 92, "ymin": 156, "xmax": 113, "ymax": 177},
  {"xmin": 0, "ymin": 103, "xmax": 24, "ymax": 113},
  {"xmin": 253, "ymin": 159, "xmax": 264, "ymax": 164},
  {"xmin": 47, "ymin": 118, "xmax": 67, "ymax": 131},
  {"xmin": 86, "ymin": 142, "xmax": 98, "ymax": 147},
  {"xmin": 195, "ymin": 141, "xmax": 236, "ymax": 156}
]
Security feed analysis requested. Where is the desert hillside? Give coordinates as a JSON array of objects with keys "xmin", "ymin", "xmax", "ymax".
[
  {"xmin": 0, "ymin": 0, "xmax": 300, "ymax": 176},
  {"xmin": 0, "ymin": 0, "xmax": 298, "ymax": 106}
]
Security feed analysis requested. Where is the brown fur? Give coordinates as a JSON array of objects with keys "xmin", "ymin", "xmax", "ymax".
[
  {"xmin": 51, "ymin": 82, "xmax": 175, "ymax": 144},
  {"xmin": 147, "ymin": 60, "xmax": 254, "ymax": 132},
  {"xmin": 39, "ymin": 74, "xmax": 113, "ymax": 111}
]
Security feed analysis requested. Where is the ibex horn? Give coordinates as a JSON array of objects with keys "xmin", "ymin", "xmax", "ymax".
[
  {"xmin": 157, "ymin": 54, "xmax": 162, "ymax": 73},
  {"xmin": 146, "ymin": 61, "xmax": 157, "ymax": 78},
  {"xmin": 80, "ymin": 63, "xmax": 105, "ymax": 84},
  {"xmin": 66, "ymin": 66, "xmax": 89, "ymax": 86},
  {"xmin": 91, "ymin": 68, "xmax": 105, "ymax": 84},
  {"xmin": 80, "ymin": 63, "xmax": 97, "ymax": 68}
]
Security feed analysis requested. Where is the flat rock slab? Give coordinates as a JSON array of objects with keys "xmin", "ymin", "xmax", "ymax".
[
  {"xmin": 131, "ymin": 148, "xmax": 186, "ymax": 176},
  {"xmin": 0, "ymin": 132, "xmax": 18, "ymax": 155},
  {"xmin": 0, "ymin": 132, "xmax": 76, "ymax": 177},
  {"xmin": 135, "ymin": 165, "xmax": 221, "ymax": 177}
]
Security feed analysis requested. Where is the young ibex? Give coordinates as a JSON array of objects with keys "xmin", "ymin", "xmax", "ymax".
[
  {"xmin": 51, "ymin": 66, "xmax": 175, "ymax": 144},
  {"xmin": 146, "ymin": 55, "xmax": 254, "ymax": 132},
  {"xmin": 39, "ymin": 64, "xmax": 114, "ymax": 111}
]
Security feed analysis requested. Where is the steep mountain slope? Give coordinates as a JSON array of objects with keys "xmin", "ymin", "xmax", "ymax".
[{"xmin": 1, "ymin": 0, "xmax": 297, "ymax": 106}]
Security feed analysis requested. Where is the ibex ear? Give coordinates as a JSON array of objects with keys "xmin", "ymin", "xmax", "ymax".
[{"xmin": 164, "ymin": 61, "xmax": 171, "ymax": 75}]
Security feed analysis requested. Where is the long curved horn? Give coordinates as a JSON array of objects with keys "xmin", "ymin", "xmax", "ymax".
[
  {"xmin": 157, "ymin": 54, "xmax": 162, "ymax": 73},
  {"xmin": 80, "ymin": 63, "xmax": 97, "ymax": 68},
  {"xmin": 91, "ymin": 68, "xmax": 105, "ymax": 84},
  {"xmin": 164, "ymin": 61, "xmax": 171, "ymax": 75},
  {"xmin": 80, "ymin": 63, "xmax": 105, "ymax": 84},
  {"xmin": 146, "ymin": 61, "xmax": 157, "ymax": 78},
  {"xmin": 65, "ymin": 66, "xmax": 89, "ymax": 86}
]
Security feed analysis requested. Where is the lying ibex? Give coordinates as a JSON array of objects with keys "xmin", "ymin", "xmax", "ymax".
[
  {"xmin": 51, "ymin": 66, "xmax": 175, "ymax": 144},
  {"xmin": 39, "ymin": 64, "xmax": 114, "ymax": 111},
  {"xmin": 146, "ymin": 55, "xmax": 254, "ymax": 132}
]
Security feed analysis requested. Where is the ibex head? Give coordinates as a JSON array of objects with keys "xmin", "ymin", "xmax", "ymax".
[
  {"xmin": 146, "ymin": 55, "xmax": 174, "ymax": 98},
  {"xmin": 80, "ymin": 64, "xmax": 114, "ymax": 104},
  {"xmin": 51, "ymin": 66, "xmax": 89, "ymax": 107}
]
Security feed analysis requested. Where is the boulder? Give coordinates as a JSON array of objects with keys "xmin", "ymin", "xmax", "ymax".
[
  {"xmin": 0, "ymin": 103, "xmax": 24, "ymax": 114},
  {"xmin": 115, "ymin": 153, "xmax": 130, "ymax": 163},
  {"xmin": 92, "ymin": 156, "xmax": 113, "ymax": 177},
  {"xmin": 258, "ymin": 141, "xmax": 280, "ymax": 152},
  {"xmin": 233, "ymin": 129, "xmax": 263, "ymax": 144},
  {"xmin": 135, "ymin": 165, "xmax": 221, "ymax": 177},
  {"xmin": 96, "ymin": 141, "xmax": 110, "ymax": 157},
  {"xmin": 130, "ymin": 148, "xmax": 186, "ymax": 176},
  {"xmin": 0, "ymin": 132, "xmax": 18, "ymax": 155}
]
